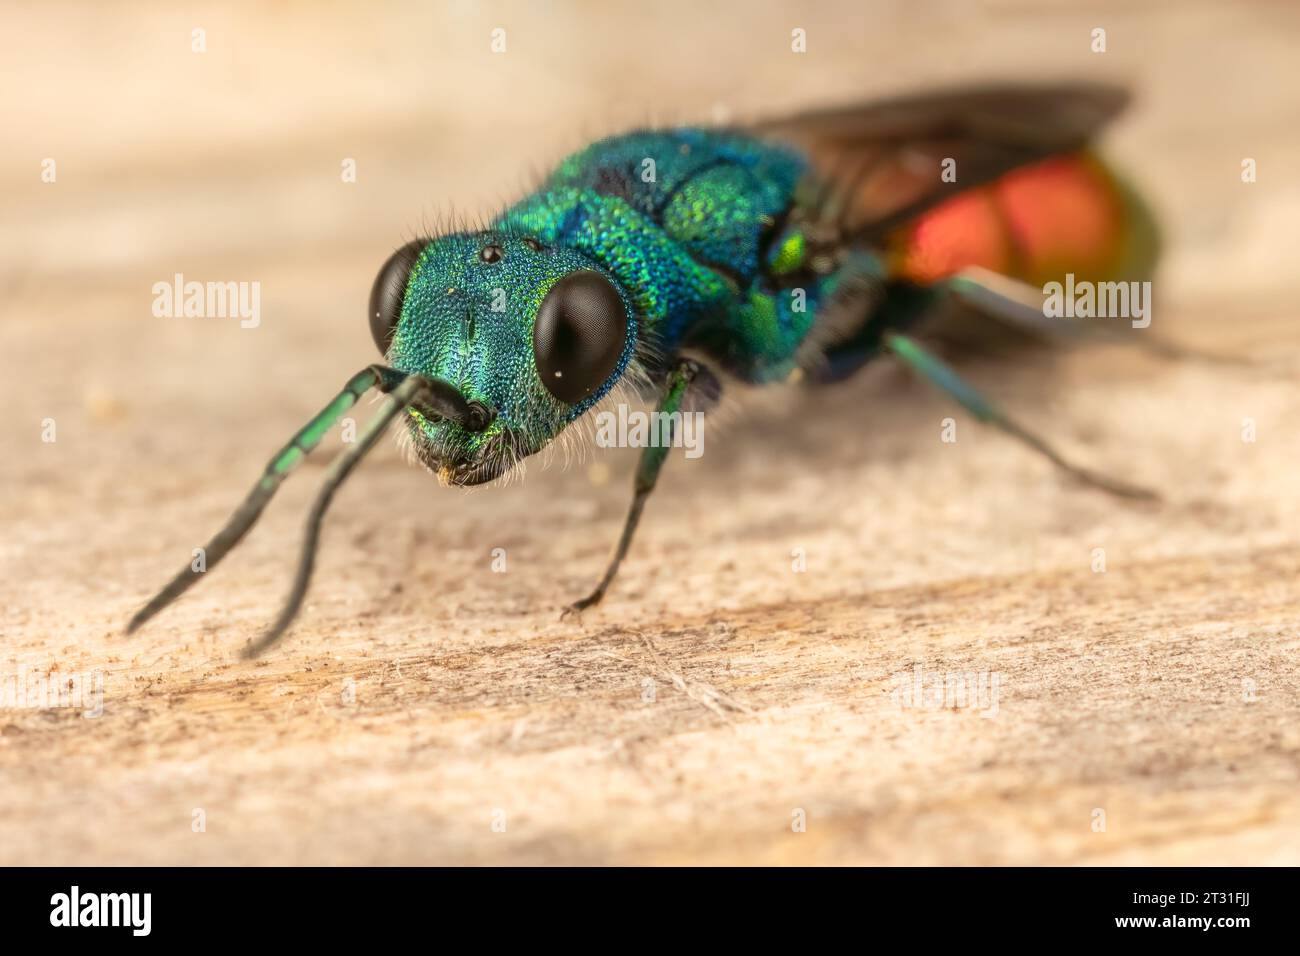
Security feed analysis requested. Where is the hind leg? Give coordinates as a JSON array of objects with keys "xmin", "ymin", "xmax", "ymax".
[
  {"xmin": 807, "ymin": 282, "xmax": 940, "ymax": 383},
  {"xmin": 884, "ymin": 332, "xmax": 1158, "ymax": 500}
]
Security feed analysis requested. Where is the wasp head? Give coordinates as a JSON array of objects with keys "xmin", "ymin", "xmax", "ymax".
[{"xmin": 368, "ymin": 230, "xmax": 639, "ymax": 485}]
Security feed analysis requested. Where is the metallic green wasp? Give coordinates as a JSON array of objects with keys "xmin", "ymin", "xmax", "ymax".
[{"xmin": 130, "ymin": 83, "xmax": 1160, "ymax": 655}]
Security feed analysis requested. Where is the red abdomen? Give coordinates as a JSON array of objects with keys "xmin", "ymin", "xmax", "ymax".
[{"xmin": 887, "ymin": 152, "xmax": 1156, "ymax": 286}]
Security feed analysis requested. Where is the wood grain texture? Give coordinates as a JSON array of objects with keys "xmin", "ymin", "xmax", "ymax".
[{"xmin": 1, "ymin": 0, "xmax": 1298, "ymax": 865}]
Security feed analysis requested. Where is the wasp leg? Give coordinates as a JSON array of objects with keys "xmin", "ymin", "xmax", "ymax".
[
  {"xmin": 562, "ymin": 360, "xmax": 704, "ymax": 617},
  {"xmin": 883, "ymin": 332, "xmax": 1159, "ymax": 501}
]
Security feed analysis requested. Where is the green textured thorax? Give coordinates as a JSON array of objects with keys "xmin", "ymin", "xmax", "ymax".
[{"xmin": 505, "ymin": 128, "xmax": 842, "ymax": 379}]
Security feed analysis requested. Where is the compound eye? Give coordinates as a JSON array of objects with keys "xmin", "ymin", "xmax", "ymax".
[
  {"xmin": 533, "ymin": 270, "xmax": 628, "ymax": 405},
  {"xmin": 368, "ymin": 240, "xmax": 427, "ymax": 355}
]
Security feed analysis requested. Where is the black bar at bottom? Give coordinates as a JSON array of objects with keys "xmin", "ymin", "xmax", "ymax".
[{"xmin": 0, "ymin": 866, "xmax": 1286, "ymax": 943}]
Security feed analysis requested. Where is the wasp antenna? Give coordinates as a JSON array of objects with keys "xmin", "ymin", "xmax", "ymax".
[
  {"xmin": 242, "ymin": 374, "xmax": 472, "ymax": 657},
  {"xmin": 126, "ymin": 366, "xmax": 390, "ymax": 635}
]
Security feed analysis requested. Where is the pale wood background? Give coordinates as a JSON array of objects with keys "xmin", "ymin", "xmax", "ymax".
[{"xmin": 1, "ymin": 0, "xmax": 1298, "ymax": 864}]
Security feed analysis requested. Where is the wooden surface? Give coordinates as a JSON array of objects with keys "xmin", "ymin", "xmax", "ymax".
[{"xmin": 2, "ymin": 1, "xmax": 1298, "ymax": 865}]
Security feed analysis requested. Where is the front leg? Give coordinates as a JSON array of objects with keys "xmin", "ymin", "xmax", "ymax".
[{"xmin": 563, "ymin": 359, "xmax": 704, "ymax": 616}]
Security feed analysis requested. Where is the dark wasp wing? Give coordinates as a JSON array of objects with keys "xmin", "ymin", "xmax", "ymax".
[{"xmin": 750, "ymin": 83, "xmax": 1130, "ymax": 248}]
